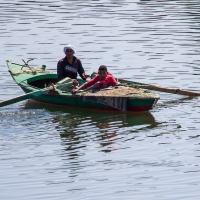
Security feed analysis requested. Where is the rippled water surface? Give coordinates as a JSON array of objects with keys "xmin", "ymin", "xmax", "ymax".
[{"xmin": 1, "ymin": 0, "xmax": 200, "ymax": 199}]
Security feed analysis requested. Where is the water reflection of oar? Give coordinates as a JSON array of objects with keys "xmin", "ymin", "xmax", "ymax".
[
  {"xmin": 118, "ymin": 79, "xmax": 200, "ymax": 96},
  {"xmin": 0, "ymin": 89, "xmax": 51, "ymax": 108}
]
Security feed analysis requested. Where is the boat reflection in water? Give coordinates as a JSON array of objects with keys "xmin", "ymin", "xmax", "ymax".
[{"xmin": 24, "ymin": 100, "xmax": 158, "ymax": 153}]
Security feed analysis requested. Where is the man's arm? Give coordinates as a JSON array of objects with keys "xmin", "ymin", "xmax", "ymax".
[
  {"xmin": 72, "ymin": 82, "xmax": 88, "ymax": 93},
  {"xmin": 77, "ymin": 59, "xmax": 91, "ymax": 80},
  {"xmin": 72, "ymin": 82, "xmax": 101, "ymax": 93},
  {"xmin": 72, "ymin": 75, "xmax": 100, "ymax": 93},
  {"xmin": 57, "ymin": 61, "xmax": 65, "ymax": 81},
  {"xmin": 77, "ymin": 60, "xmax": 86, "ymax": 80}
]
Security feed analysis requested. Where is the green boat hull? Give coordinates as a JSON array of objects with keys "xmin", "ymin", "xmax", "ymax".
[{"xmin": 6, "ymin": 60, "xmax": 160, "ymax": 112}]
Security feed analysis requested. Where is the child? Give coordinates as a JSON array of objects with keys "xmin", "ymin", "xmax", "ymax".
[{"xmin": 72, "ymin": 65, "xmax": 117, "ymax": 93}]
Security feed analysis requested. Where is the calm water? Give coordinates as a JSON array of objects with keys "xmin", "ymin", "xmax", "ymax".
[{"xmin": 1, "ymin": 0, "xmax": 200, "ymax": 199}]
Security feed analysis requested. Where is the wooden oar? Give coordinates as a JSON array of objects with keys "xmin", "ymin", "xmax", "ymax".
[
  {"xmin": 0, "ymin": 89, "xmax": 50, "ymax": 108},
  {"xmin": 0, "ymin": 79, "xmax": 70, "ymax": 108},
  {"xmin": 133, "ymin": 84, "xmax": 200, "ymax": 96},
  {"xmin": 118, "ymin": 79, "xmax": 200, "ymax": 96}
]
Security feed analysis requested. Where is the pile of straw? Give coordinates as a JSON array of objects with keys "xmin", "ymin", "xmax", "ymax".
[{"xmin": 84, "ymin": 86, "xmax": 145, "ymax": 97}]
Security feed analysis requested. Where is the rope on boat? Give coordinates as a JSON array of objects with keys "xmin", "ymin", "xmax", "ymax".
[{"xmin": 10, "ymin": 68, "xmax": 46, "ymax": 75}]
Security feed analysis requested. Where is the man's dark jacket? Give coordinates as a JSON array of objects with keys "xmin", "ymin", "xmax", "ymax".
[{"xmin": 57, "ymin": 56, "xmax": 85, "ymax": 81}]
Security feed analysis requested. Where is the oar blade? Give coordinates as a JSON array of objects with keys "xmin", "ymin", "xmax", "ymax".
[{"xmin": 0, "ymin": 90, "xmax": 48, "ymax": 108}]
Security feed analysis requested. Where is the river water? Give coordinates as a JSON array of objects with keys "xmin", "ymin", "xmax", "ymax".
[{"xmin": 1, "ymin": 0, "xmax": 200, "ymax": 199}]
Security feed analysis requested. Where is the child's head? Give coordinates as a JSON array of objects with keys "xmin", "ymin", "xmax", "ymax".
[{"xmin": 98, "ymin": 65, "xmax": 108, "ymax": 79}]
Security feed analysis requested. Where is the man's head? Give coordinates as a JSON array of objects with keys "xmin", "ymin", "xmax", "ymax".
[
  {"xmin": 63, "ymin": 45, "xmax": 75, "ymax": 59},
  {"xmin": 98, "ymin": 65, "xmax": 108, "ymax": 79}
]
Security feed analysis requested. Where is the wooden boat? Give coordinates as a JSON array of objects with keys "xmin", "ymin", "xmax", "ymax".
[{"xmin": 5, "ymin": 60, "xmax": 160, "ymax": 112}]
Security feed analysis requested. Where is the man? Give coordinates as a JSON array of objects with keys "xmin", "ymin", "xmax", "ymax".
[
  {"xmin": 57, "ymin": 44, "xmax": 90, "ymax": 82},
  {"xmin": 72, "ymin": 65, "xmax": 117, "ymax": 93}
]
